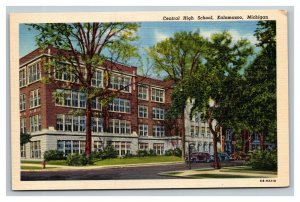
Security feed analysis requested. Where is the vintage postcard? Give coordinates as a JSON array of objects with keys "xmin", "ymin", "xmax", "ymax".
[{"xmin": 10, "ymin": 10, "xmax": 289, "ymax": 190}]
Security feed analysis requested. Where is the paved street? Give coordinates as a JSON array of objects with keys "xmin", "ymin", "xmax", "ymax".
[{"xmin": 21, "ymin": 161, "xmax": 244, "ymax": 181}]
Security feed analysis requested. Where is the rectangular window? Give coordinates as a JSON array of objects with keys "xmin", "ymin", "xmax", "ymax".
[
  {"xmin": 30, "ymin": 114, "xmax": 41, "ymax": 132},
  {"xmin": 91, "ymin": 69, "xmax": 103, "ymax": 88},
  {"xmin": 19, "ymin": 68, "xmax": 26, "ymax": 87},
  {"xmin": 138, "ymin": 85, "xmax": 148, "ymax": 100},
  {"xmin": 151, "ymin": 88, "xmax": 164, "ymax": 103},
  {"xmin": 30, "ymin": 89, "xmax": 41, "ymax": 108},
  {"xmin": 139, "ymin": 124, "xmax": 148, "ymax": 136},
  {"xmin": 153, "ymin": 125, "xmax": 165, "ymax": 137},
  {"xmin": 93, "ymin": 141, "xmax": 103, "ymax": 152},
  {"xmin": 109, "ymin": 119, "xmax": 131, "ymax": 134},
  {"xmin": 79, "ymin": 92, "xmax": 86, "ymax": 108},
  {"xmin": 109, "ymin": 98, "xmax": 130, "ymax": 113},
  {"xmin": 109, "ymin": 74, "xmax": 131, "ymax": 92},
  {"xmin": 138, "ymin": 106, "xmax": 148, "ymax": 118},
  {"xmin": 30, "ymin": 141, "xmax": 41, "ymax": 159},
  {"xmin": 191, "ymin": 126, "xmax": 195, "ymax": 137},
  {"xmin": 65, "ymin": 115, "xmax": 72, "ymax": 131},
  {"xmin": 92, "ymin": 117, "xmax": 97, "ymax": 132},
  {"xmin": 79, "ymin": 116, "xmax": 86, "ymax": 132},
  {"xmin": 21, "ymin": 144, "xmax": 26, "ymax": 158},
  {"xmin": 110, "ymin": 141, "xmax": 131, "ymax": 156},
  {"xmin": 139, "ymin": 143, "xmax": 148, "ymax": 150},
  {"xmin": 19, "ymin": 94, "xmax": 26, "ymax": 111},
  {"xmin": 152, "ymin": 107, "xmax": 165, "ymax": 120},
  {"xmin": 56, "ymin": 114, "xmax": 64, "ymax": 131},
  {"xmin": 64, "ymin": 90, "xmax": 72, "ymax": 107},
  {"xmin": 201, "ymin": 127, "xmax": 205, "ymax": 135},
  {"xmin": 73, "ymin": 116, "xmax": 79, "ymax": 132},
  {"xmin": 72, "ymin": 91, "xmax": 78, "ymax": 107},
  {"xmin": 28, "ymin": 62, "xmax": 41, "ymax": 83},
  {"xmin": 55, "ymin": 63, "xmax": 78, "ymax": 83},
  {"xmin": 153, "ymin": 143, "xmax": 164, "ymax": 155},
  {"xmin": 91, "ymin": 97, "xmax": 102, "ymax": 110},
  {"xmin": 20, "ymin": 118, "xmax": 26, "ymax": 134}
]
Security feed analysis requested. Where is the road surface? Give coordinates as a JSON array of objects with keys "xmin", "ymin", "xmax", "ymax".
[{"xmin": 21, "ymin": 161, "xmax": 244, "ymax": 181}]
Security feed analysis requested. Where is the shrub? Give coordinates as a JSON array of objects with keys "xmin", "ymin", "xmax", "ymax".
[
  {"xmin": 43, "ymin": 150, "xmax": 66, "ymax": 161},
  {"xmin": 164, "ymin": 149, "xmax": 174, "ymax": 156},
  {"xmin": 90, "ymin": 150, "xmax": 104, "ymax": 160},
  {"xmin": 102, "ymin": 145, "xmax": 118, "ymax": 159},
  {"xmin": 148, "ymin": 149, "xmax": 156, "ymax": 156},
  {"xmin": 123, "ymin": 152, "xmax": 134, "ymax": 158},
  {"xmin": 66, "ymin": 153, "xmax": 94, "ymax": 166},
  {"xmin": 245, "ymin": 150, "xmax": 277, "ymax": 171},
  {"xmin": 173, "ymin": 148, "xmax": 182, "ymax": 157},
  {"xmin": 137, "ymin": 150, "xmax": 148, "ymax": 157}
]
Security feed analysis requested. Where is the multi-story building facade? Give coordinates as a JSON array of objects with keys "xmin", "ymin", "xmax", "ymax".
[
  {"xmin": 184, "ymin": 99, "xmax": 214, "ymax": 155},
  {"xmin": 19, "ymin": 47, "xmax": 185, "ymax": 159}
]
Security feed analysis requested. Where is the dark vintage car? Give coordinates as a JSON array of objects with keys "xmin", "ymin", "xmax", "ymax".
[{"xmin": 185, "ymin": 152, "xmax": 211, "ymax": 163}]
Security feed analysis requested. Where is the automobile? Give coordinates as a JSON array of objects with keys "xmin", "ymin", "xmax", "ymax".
[
  {"xmin": 235, "ymin": 151, "xmax": 251, "ymax": 160},
  {"xmin": 208, "ymin": 152, "xmax": 231, "ymax": 162},
  {"xmin": 185, "ymin": 152, "xmax": 211, "ymax": 163}
]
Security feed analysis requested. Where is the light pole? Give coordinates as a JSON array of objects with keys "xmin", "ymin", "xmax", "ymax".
[{"xmin": 188, "ymin": 143, "xmax": 195, "ymax": 170}]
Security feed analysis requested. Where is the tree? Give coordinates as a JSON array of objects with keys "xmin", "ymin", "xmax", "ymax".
[
  {"xmin": 149, "ymin": 31, "xmax": 208, "ymax": 157},
  {"xmin": 167, "ymin": 31, "xmax": 253, "ymax": 168},
  {"xmin": 242, "ymin": 21, "xmax": 277, "ymax": 150},
  {"xmin": 20, "ymin": 132, "xmax": 32, "ymax": 146},
  {"xmin": 29, "ymin": 23, "xmax": 140, "ymax": 157}
]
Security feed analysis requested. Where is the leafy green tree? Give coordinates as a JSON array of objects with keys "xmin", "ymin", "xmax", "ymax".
[
  {"xmin": 168, "ymin": 32, "xmax": 253, "ymax": 168},
  {"xmin": 149, "ymin": 31, "xmax": 208, "ymax": 157},
  {"xmin": 242, "ymin": 21, "xmax": 277, "ymax": 150},
  {"xmin": 20, "ymin": 132, "xmax": 31, "ymax": 146},
  {"xmin": 29, "ymin": 23, "xmax": 140, "ymax": 156}
]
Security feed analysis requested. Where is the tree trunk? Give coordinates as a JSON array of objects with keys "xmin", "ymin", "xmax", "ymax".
[
  {"xmin": 85, "ymin": 99, "xmax": 92, "ymax": 157},
  {"xmin": 259, "ymin": 132, "xmax": 265, "ymax": 151},
  {"xmin": 181, "ymin": 111, "xmax": 186, "ymax": 159},
  {"xmin": 208, "ymin": 117, "xmax": 220, "ymax": 169},
  {"xmin": 212, "ymin": 130, "xmax": 221, "ymax": 169}
]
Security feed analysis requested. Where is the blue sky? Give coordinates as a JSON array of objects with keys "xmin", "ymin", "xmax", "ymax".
[{"xmin": 20, "ymin": 21, "xmax": 259, "ymax": 75}]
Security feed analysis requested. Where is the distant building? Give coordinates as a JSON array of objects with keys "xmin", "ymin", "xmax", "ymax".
[{"xmin": 184, "ymin": 99, "xmax": 214, "ymax": 155}]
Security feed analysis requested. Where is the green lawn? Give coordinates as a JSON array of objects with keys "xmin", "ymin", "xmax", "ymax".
[
  {"xmin": 94, "ymin": 156, "xmax": 182, "ymax": 166},
  {"xmin": 160, "ymin": 166, "xmax": 277, "ymax": 179},
  {"xmin": 21, "ymin": 166, "xmax": 58, "ymax": 170},
  {"xmin": 22, "ymin": 156, "xmax": 183, "ymax": 167}
]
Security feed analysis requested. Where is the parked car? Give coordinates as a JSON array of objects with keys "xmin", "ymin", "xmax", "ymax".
[
  {"xmin": 235, "ymin": 151, "xmax": 251, "ymax": 160},
  {"xmin": 208, "ymin": 152, "xmax": 231, "ymax": 162},
  {"xmin": 185, "ymin": 152, "xmax": 211, "ymax": 163}
]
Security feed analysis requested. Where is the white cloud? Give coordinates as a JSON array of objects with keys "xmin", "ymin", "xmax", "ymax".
[
  {"xmin": 154, "ymin": 30, "xmax": 169, "ymax": 43},
  {"xmin": 199, "ymin": 29, "xmax": 258, "ymax": 45}
]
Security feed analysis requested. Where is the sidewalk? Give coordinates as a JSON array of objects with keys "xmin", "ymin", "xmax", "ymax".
[
  {"xmin": 21, "ymin": 161, "xmax": 185, "ymax": 171},
  {"xmin": 159, "ymin": 166, "xmax": 277, "ymax": 178}
]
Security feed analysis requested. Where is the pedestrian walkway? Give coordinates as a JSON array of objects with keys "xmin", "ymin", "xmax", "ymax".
[{"xmin": 21, "ymin": 161, "xmax": 185, "ymax": 171}]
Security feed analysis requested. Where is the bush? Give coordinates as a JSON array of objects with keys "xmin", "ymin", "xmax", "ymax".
[
  {"xmin": 164, "ymin": 149, "xmax": 174, "ymax": 156},
  {"xmin": 90, "ymin": 150, "xmax": 104, "ymax": 160},
  {"xmin": 245, "ymin": 150, "xmax": 277, "ymax": 171},
  {"xmin": 137, "ymin": 150, "xmax": 148, "ymax": 157},
  {"xmin": 102, "ymin": 145, "xmax": 118, "ymax": 159},
  {"xmin": 66, "ymin": 153, "xmax": 94, "ymax": 166},
  {"xmin": 148, "ymin": 149, "xmax": 156, "ymax": 156},
  {"xmin": 44, "ymin": 150, "xmax": 66, "ymax": 161},
  {"xmin": 173, "ymin": 148, "xmax": 182, "ymax": 157}
]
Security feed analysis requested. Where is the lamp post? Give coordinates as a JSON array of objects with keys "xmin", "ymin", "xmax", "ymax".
[{"xmin": 188, "ymin": 143, "xmax": 195, "ymax": 170}]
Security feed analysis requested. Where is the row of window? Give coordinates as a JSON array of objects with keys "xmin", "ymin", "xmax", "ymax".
[
  {"xmin": 20, "ymin": 63, "xmax": 132, "ymax": 92},
  {"xmin": 139, "ymin": 124, "xmax": 165, "ymax": 137},
  {"xmin": 138, "ymin": 106, "xmax": 165, "ymax": 120},
  {"xmin": 55, "ymin": 89, "xmax": 130, "ymax": 113},
  {"xmin": 20, "ymin": 140, "xmax": 167, "ymax": 158},
  {"xmin": 19, "ymin": 89, "xmax": 41, "ymax": 111},
  {"xmin": 190, "ymin": 126, "xmax": 212, "ymax": 138},
  {"xmin": 56, "ymin": 114, "xmax": 103, "ymax": 133},
  {"xmin": 138, "ymin": 143, "xmax": 164, "ymax": 155},
  {"xmin": 138, "ymin": 85, "xmax": 165, "ymax": 103},
  {"xmin": 20, "ymin": 63, "xmax": 41, "ymax": 87}
]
